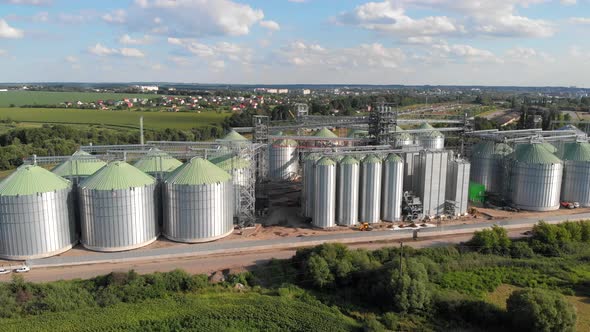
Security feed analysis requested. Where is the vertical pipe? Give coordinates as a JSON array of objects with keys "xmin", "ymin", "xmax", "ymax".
[{"xmin": 140, "ymin": 116, "xmax": 144, "ymax": 146}]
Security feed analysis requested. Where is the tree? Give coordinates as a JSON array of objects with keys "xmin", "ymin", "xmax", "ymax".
[
  {"xmin": 507, "ymin": 288, "xmax": 576, "ymax": 332},
  {"xmin": 389, "ymin": 260, "xmax": 430, "ymax": 313},
  {"xmin": 467, "ymin": 225, "xmax": 511, "ymax": 255},
  {"xmin": 306, "ymin": 254, "xmax": 334, "ymax": 288}
]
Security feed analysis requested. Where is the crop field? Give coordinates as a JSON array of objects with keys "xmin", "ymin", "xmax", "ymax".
[
  {"xmin": 0, "ymin": 91, "xmax": 159, "ymax": 107},
  {"xmin": 0, "ymin": 107, "xmax": 229, "ymax": 130}
]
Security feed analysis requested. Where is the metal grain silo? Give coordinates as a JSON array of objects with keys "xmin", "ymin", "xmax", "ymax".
[
  {"xmin": 510, "ymin": 143, "xmax": 562, "ymax": 211},
  {"xmin": 314, "ymin": 127, "xmax": 339, "ymax": 147},
  {"xmin": 209, "ymin": 153, "xmax": 251, "ymax": 217},
  {"xmin": 79, "ymin": 161, "xmax": 158, "ymax": 252},
  {"xmin": 402, "ymin": 151, "xmax": 420, "ymax": 192},
  {"xmin": 418, "ymin": 150, "xmax": 449, "ymax": 217},
  {"xmin": 415, "ymin": 123, "xmax": 444, "ymax": 150},
  {"xmin": 469, "ymin": 141, "xmax": 495, "ymax": 191},
  {"xmin": 392, "ymin": 126, "xmax": 413, "ymax": 148},
  {"xmin": 222, "ymin": 130, "xmax": 249, "ymax": 142},
  {"xmin": 52, "ymin": 150, "xmax": 106, "ymax": 185},
  {"xmin": 134, "ymin": 148, "xmax": 183, "ymax": 180},
  {"xmin": 302, "ymin": 153, "xmax": 320, "ymax": 217},
  {"xmin": 336, "ymin": 156, "xmax": 359, "ymax": 226},
  {"xmin": 381, "ymin": 154, "xmax": 404, "ymax": 222},
  {"xmin": 561, "ymin": 142, "xmax": 590, "ymax": 206},
  {"xmin": 0, "ymin": 165, "xmax": 76, "ymax": 260},
  {"xmin": 312, "ymin": 157, "xmax": 336, "ymax": 228},
  {"xmin": 446, "ymin": 158, "xmax": 471, "ymax": 215},
  {"xmin": 359, "ymin": 155, "xmax": 382, "ymax": 223},
  {"xmin": 163, "ymin": 157, "xmax": 234, "ymax": 243},
  {"xmin": 269, "ymin": 138, "xmax": 299, "ymax": 180}
]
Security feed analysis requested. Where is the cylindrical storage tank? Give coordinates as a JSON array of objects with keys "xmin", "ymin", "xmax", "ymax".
[
  {"xmin": 164, "ymin": 157, "xmax": 234, "ymax": 243},
  {"xmin": 79, "ymin": 161, "xmax": 158, "ymax": 252},
  {"xmin": 492, "ymin": 143, "xmax": 514, "ymax": 195},
  {"xmin": 561, "ymin": 142, "xmax": 590, "ymax": 207},
  {"xmin": 209, "ymin": 154, "xmax": 251, "ymax": 217},
  {"xmin": 381, "ymin": 154, "xmax": 404, "ymax": 222},
  {"xmin": 510, "ymin": 143, "xmax": 563, "ymax": 211},
  {"xmin": 312, "ymin": 157, "xmax": 336, "ymax": 228},
  {"xmin": 134, "ymin": 148, "xmax": 183, "ymax": 180},
  {"xmin": 359, "ymin": 155, "xmax": 382, "ymax": 223},
  {"xmin": 0, "ymin": 165, "xmax": 76, "ymax": 260},
  {"xmin": 52, "ymin": 150, "xmax": 106, "ymax": 185},
  {"xmin": 222, "ymin": 130, "xmax": 249, "ymax": 142},
  {"xmin": 313, "ymin": 127, "xmax": 339, "ymax": 147},
  {"xmin": 269, "ymin": 138, "xmax": 299, "ymax": 180},
  {"xmin": 337, "ymin": 156, "xmax": 360, "ymax": 226},
  {"xmin": 302, "ymin": 153, "xmax": 320, "ymax": 217},
  {"xmin": 391, "ymin": 126, "xmax": 413, "ymax": 148},
  {"xmin": 469, "ymin": 141, "xmax": 496, "ymax": 191},
  {"xmin": 415, "ymin": 123, "xmax": 444, "ymax": 150}
]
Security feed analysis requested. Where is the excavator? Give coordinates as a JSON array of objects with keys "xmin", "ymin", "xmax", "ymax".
[{"xmin": 358, "ymin": 222, "xmax": 373, "ymax": 231}]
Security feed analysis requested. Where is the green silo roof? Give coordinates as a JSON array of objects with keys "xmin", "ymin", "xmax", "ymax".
[
  {"xmin": 222, "ymin": 130, "xmax": 249, "ymax": 141},
  {"xmin": 339, "ymin": 155, "xmax": 359, "ymax": 165},
  {"xmin": 134, "ymin": 149, "xmax": 183, "ymax": 174},
  {"xmin": 541, "ymin": 143, "xmax": 557, "ymax": 154},
  {"xmin": 472, "ymin": 141, "xmax": 496, "ymax": 156},
  {"xmin": 209, "ymin": 154, "xmax": 250, "ymax": 171},
  {"xmin": 362, "ymin": 154, "xmax": 382, "ymax": 164},
  {"xmin": 273, "ymin": 138, "xmax": 298, "ymax": 147},
  {"xmin": 313, "ymin": 127, "xmax": 338, "ymax": 138},
  {"xmin": 0, "ymin": 165, "xmax": 71, "ymax": 196},
  {"xmin": 347, "ymin": 129, "xmax": 369, "ymax": 138},
  {"xmin": 385, "ymin": 153, "xmax": 403, "ymax": 162},
  {"xmin": 80, "ymin": 161, "xmax": 155, "ymax": 190},
  {"xmin": 316, "ymin": 157, "xmax": 336, "ymax": 166},
  {"xmin": 165, "ymin": 157, "xmax": 231, "ymax": 185},
  {"xmin": 52, "ymin": 151, "xmax": 107, "ymax": 178},
  {"xmin": 512, "ymin": 143, "xmax": 562, "ymax": 164},
  {"xmin": 494, "ymin": 143, "xmax": 514, "ymax": 156},
  {"xmin": 304, "ymin": 153, "xmax": 320, "ymax": 161},
  {"xmin": 416, "ymin": 122, "xmax": 443, "ymax": 137},
  {"xmin": 562, "ymin": 142, "xmax": 590, "ymax": 162}
]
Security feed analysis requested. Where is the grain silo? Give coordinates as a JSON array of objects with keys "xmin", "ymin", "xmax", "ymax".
[
  {"xmin": 163, "ymin": 157, "xmax": 234, "ymax": 243},
  {"xmin": 134, "ymin": 148, "xmax": 183, "ymax": 180},
  {"xmin": 336, "ymin": 156, "xmax": 360, "ymax": 226},
  {"xmin": 0, "ymin": 165, "xmax": 76, "ymax": 260},
  {"xmin": 79, "ymin": 161, "xmax": 158, "ymax": 252},
  {"xmin": 269, "ymin": 137, "xmax": 299, "ymax": 180},
  {"xmin": 209, "ymin": 153, "xmax": 250, "ymax": 217},
  {"xmin": 359, "ymin": 155, "xmax": 382, "ymax": 223},
  {"xmin": 402, "ymin": 151, "xmax": 420, "ymax": 192},
  {"xmin": 469, "ymin": 141, "xmax": 495, "ymax": 191},
  {"xmin": 417, "ymin": 150, "xmax": 449, "ymax": 217},
  {"xmin": 510, "ymin": 143, "xmax": 562, "ymax": 211},
  {"xmin": 561, "ymin": 141, "xmax": 590, "ymax": 207},
  {"xmin": 415, "ymin": 123, "xmax": 444, "ymax": 150},
  {"xmin": 302, "ymin": 153, "xmax": 320, "ymax": 217},
  {"xmin": 381, "ymin": 154, "xmax": 404, "ymax": 222},
  {"xmin": 312, "ymin": 157, "xmax": 336, "ymax": 228},
  {"xmin": 52, "ymin": 150, "xmax": 106, "ymax": 184},
  {"xmin": 446, "ymin": 158, "xmax": 471, "ymax": 215},
  {"xmin": 222, "ymin": 130, "xmax": 249, "ymax": 142},
  {"xmin": 392, "ymin": 126, "xmax": 413, "ymax": 148}
]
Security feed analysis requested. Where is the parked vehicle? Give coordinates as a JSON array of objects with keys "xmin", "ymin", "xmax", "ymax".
[
  {"xmin": 15, "ymin": 266, "xmax": 30, "ymax": 273},
  {"xmin": 0, "ymin": 268, "xmax": 11, "ymax": 275}
]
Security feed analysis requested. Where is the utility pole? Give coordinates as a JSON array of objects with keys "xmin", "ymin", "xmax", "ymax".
[
  {"xmin": 399, "ymin": 242, "xmax": 403, "ymax": 278},
  {"xmin": 140, "ymin": 116, "xmax": 144, "ymax": 146}
]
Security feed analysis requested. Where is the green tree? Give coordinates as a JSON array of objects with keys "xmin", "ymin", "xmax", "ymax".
[
  {"xmin": 507, "ymin": 288, "xmax": 576, "ymax": 332},
  {"xmin": 467, "ymin": 225, "xmax": 511, "ymax": 255},
  {"xmin": 389, "ymin": 260, "xmax": 430, "ymax": 313},
  {"xmin": 306, "ymin": 254, "xmax": 334, "ymax": 288}
]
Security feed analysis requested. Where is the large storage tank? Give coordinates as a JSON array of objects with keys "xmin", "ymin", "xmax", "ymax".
[
  {"xmin": 222, "ymin": 130, "xmax": 249, "ymax": 142},
  {"xmin": 561, "ymin": 141, "xmax": 590, "ymax": 206},
  {"xmin": 359, "ymin": 155, "xmax": 382, "ymax": 223},
  {"xmin": 392, "ymin": 126, "xmax": 413, "ymax": 148},
  {"xmin": 469, "ymin": 142, "xmax": 513, "ymax": 194},
  {"xmin": 209, "ymin": 153, "xmax": 251, "ymax": 217},
  {"xmin": 163, "ymin": 157, "xmax": 234, "ymax": 243},
  {"xmin": 510, "ymin": 143, "xmax": 563, "ymax": 211},
  {"xmin": 302, "ymin": 153, "xmax": 320, "ymax": 217},
  {"xmin": 312, "ymin": 157, "xmax": 336, "ymax": 228},
  {"xmin": 79, "ymin": 161, "xmax": 158, "ymax": 252},
  {"xmin": 269, "ymin": 137, "xmax": 299, "ymax": 180},
  {"xmin": 313, "ymin": 127, "xmax": 339, "ymax": 147},
  {"xmin": 52, "ymin": 150, "xmax": 106, "ymax": 184},
  {"xmin": 336, "ymin": 156, "xmax": 360, "ymax": 226},
  {"xmin": 0, "ymin": 165, "xmax": 76, "ymax": 260},
  {"xmin": 381, "ymin": 154, "xmax": 404, "ymax": 222},
  {"xmin": 134, "ymin": 148, "xmax": 183, "ymax": 180},
  {"xmin": 418, "ymin": 150, "xmax": 449, "ymax": 217},
  {"xmin": 446, "ymin": 158, "xmax": 471, "ymax": 215},
  {"xmin": 402, "ymin": 151, "xmax": 420, "ymax": 192},
  {"xmin": 415, "ymin": 123, "xmax": 444, "ymax": 150}
]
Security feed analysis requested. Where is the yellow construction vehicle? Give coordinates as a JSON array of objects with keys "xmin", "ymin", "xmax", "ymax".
[{"xmin": 358, "ymin": 222, "xmax": 373, "ymax": 231}]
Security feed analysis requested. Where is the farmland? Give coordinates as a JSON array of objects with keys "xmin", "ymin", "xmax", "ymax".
[{"xmin": 0, "ymin": 91, "xmax": 158, "ymax": 107}]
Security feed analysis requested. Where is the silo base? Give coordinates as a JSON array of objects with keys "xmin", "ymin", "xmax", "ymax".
[
  {"xmin": 163, "ymin": 228, "xmax": 234, "ymax": 244},
  {"xmin": 0, "ymin": 243, "xmax": 75, "ymax": 261},
  {"xmin": 82, "ymin": 236, "xmax": 158, "ymax": 253}
]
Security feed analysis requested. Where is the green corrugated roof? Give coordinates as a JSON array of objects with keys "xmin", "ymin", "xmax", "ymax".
[
  {"xmin": 339, "ymin": 155, "xmax": 359, "ymax": 165},
  {"xmin": 0, "ymin": 165, "xmax": 71, "ymax": 196},
  {"xmin": 313, "ymin": 127, "xmax": 338, "ymax": 138},
  {"xmin": 304, "ymin": 153, "xmax": 320, "ymax": 161},
  {"xmin": 541, "ymin": 143, "xmax": 557, "ymax": 154},
  {"xmin": 417, "ymin": 123, "xmax": 443, "ymax": 137},
  {"xmin": 472, "ymin": 141, "xmax": 496, "ymax": 156},
  {"xmin": 494, "ymin": 143, "xmax": 514, "ymax": 156},
  {"xmin": 347, "ymin": 129, "xmax": 369, "ymax": 138},
  {"xmin": 165, "ymin": 157, "xmax": 231, "ymax": 185},
  {"xmin": 52, "ymin": 150, "xmax": 107, "ymax": 177},
  {"xmin": 316, "ymin": 157, "xmax": 336, "ymax": 166},
  {"xmin": 562, "ymin": 142, "xmax": 590, "ymax": 161},
  {"xmin": 134, "ymin": 149, "xmax": 183, "ymax": 174},
  {"xmin": 80, "ymin": 161, "xmax": 155, "ymax": 190},
  {"xmin": 209, "ymin": 154, "xmax": 250, "ymax": 170},
  {"xmin": 222, "ymin": 130, "xmax": 249, "ymax": 141},
  {"xmin": 273, "ymin": 138, "xmax": 298, "ymax": 147},
  {"xmin": 512, "ymin": 143, "xmax": 562, "ymax": 164},
  {"xmin": 362, "ymin": 154, "xmax": 382, "ymax": 164},
  {"xmin": 385, "ymin": 153, "xmax": 403, "ymax": 162}
]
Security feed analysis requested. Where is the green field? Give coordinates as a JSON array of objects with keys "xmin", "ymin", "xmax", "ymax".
[
  {"xmin": 0, "ymin": 107, "xmax": 229, "ymax": 130},
  {"xmin": 0, "ymin": 91, "xmax": 159, "ymax": 107}
]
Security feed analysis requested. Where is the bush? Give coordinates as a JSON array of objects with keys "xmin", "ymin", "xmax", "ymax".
[
  {"xmin": 511, "ymin": 241, "xmax": 534, "ymax": 258},
  {"xmin": 507, "ymin": 288, "xmax": 576, "ymax": 332},
  {"xmin": 467, "ymin": 225, "xmax": 511, "ymax": 255}
]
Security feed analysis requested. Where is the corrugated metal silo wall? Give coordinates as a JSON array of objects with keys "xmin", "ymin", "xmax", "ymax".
[
  {"xmin": 416, "ymin": 137, "xmax": 444, "ymax": 150},
  {"xmin": 269, "ymin": 145, "xmax": 299, "ymax": 180},
  {"xmin": 562, "ymin": 160, "xmax": 590, "ymax": 207},
  {"xmin": 231, "ymin": 167, "xmax": 249, "ymax": 217},
  {"xmin": 511, "ymin": 162, "xmax": 562, "ymax": 211},
  {"xmin": 395, "ymin": 138, "xmax": 413, "ymax": 148},
  {"xmin": 0, "ymin": 188, "xmax": 76, "ymax": 260},
  {"xmin": 469, "ymin": 155, "xmax": 495, "ymax": 192},
  {"xmin": 381, "ymin": 159, "xmax": 404, "ymax": 221},
  {"xmin": 402, "ymin": 151, "xmax": 420, "ymax": 192},
  {"xmin": 446, "ymin": 160, "xmax": 471, "ymax": 215},
  {"xmin": 419, "ymin": 151, "xmax": 449, "ymax": 217},
  {"xmin": 312, "ymin": 163, "xmax": 336, "ymax": 228},
  {"xmin": 80, "ymin": 184, "xmax": 158, "ymax": 251},
  {"xmin": 359, "ymin": 160, "xmax": 382, "ymax": 223},
  {"xmin": 302, "ymin": 157, "xmax": 315, "ymax": 217},
  {"xmin": 163, "ymin": 181, "xmax": 234, "ymax": 242},
  {"xmin": 337, "ymin": 162, "xmax": 359, "ymax": 226}
]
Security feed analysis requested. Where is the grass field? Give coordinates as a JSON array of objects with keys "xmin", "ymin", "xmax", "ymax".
[
  {"xmin": 0, "ymin": 91, "xmax": 160, "ymax": 107},
  {"xmin": 0, "ymin": 107, "xmax": 229, "ymax": 130}
]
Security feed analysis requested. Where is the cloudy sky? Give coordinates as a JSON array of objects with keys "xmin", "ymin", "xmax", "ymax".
[{"xmin": 1, "ymin": 0, "xmax": 589, "ymax": 86}]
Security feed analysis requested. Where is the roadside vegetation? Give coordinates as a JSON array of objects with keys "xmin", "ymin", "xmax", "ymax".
[{"xmin": 1, "ymin": 221, "xmax": 588, "ymax": 331}]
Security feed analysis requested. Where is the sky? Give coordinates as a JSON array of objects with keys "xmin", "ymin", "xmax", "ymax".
[{"xmin": 0, "ymin": 0, "xmax": 589, "ymax": 86}]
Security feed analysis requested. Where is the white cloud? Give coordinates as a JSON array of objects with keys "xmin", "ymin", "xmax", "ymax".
[
  {"xmin": 288, "ymin": 0, "xmax": 307, "ymax": 3},
  {"xmin": 120, "ymin": 48, "xmax": 144, "ymax": 57},
  {"xmin": 65, "ymin": 55, "xmax": 78, "ymax": 63},
  {"xmin": 504, "ymin": 47, "xmax": 553, "ymax": 64},
  {"xmin": 0, "ymin": 49, "xmax": 6, "ymax": 56},
  {"xmin": 1, "ymin": 0, "xmax": 51, "ymax": 5},
  {"xmin": 211, "ymin": 60, "xmax": 225, "ymax": 70},
  {"xmin": 88, "ymin": 43, "xmax": 144, "ymax": 57},
  {"xmin": 260, "ymin": 20, "xmax": 280, "ymax": 31},
  {"xmin": 0, "ymin": 19, "xmax": 24, "ymax": 38},
  {"xmin": 102, "ymin": 9, "xmax": 127, "ymax": 24},
  {"xmin": 167, "ymin": 37, "xmax": 253, "ymax": 64},
  {"xmin": 413, "ymin": 41, "xmax": 501, "ymax": 64},
  {"xmin": 119, "ymin": 34, "xmax": 153, "ymax": 45},
  {"xmin": 569, "ymin": 17, "xmax": 590, "ymax": 25},
  {"xmin": 561, "ymin": 0, "xmax": 576, "ymax": 5}
]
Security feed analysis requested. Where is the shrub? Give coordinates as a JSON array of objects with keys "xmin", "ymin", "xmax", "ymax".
[
  {"xmin": 467, "ymin": 225, "xmax": 511, "ymax": 255},
  {"xmin": 507, "ymin": 288, "xmax": 576, "ymax": 332},
  {"xmin": 510, "ymin": 241, "xmax": 534, "ymax": 258}
]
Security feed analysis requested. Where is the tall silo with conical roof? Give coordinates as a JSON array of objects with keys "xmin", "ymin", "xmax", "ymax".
[
  {"xmin": 52, "ymin": 150, "xmax": 106, "ymax": 185},
  {"xmin": 359, "ymin": 155, "xmax": 382, "ymax": 223},
  {"xmin": 0, "ymin": 165, "xmax": 76, "ymax": 260},
  {"xmin": 381, "ymin": 154, "xmax": 404, "ymax": 222},
  {"xmin": 510, "ymin": 143, "xmax": 563, "ymax": 211},
  {"xmin": 79, "ymin": 161, "xmax": 158, "ymax": 251},
  {"xmin": 134, "ymin": 148, "xmax": 183, "ymax": 180},
  {"xmin": 391, "ymin": 126, "xmax": 413, "ymax": 148},
  {"xmin": 302, "ymin": 153, "xmax": 320, "ymax": 217},
  {"xmin": 312, "ymin": 157, "xmax": 336, "ymax": 228},
  {"xmin": 269, "ymin": 137, "xmax": 299, "ymax": 180},
  {"xmin": 222, "ymin": 130, "xmax": 249, "ymax": 142},
  {"xmin": 337, "ymin": 156, "xmax": 360, "ymax": 226},
  {"xmin": 209, "ymin": 153, "xmax": 250, "ymax": 217},
  {"xmin": 561, "ymin": 141, "xmax": 590, "ymax": 206},
  {"xmin": 415, "ymin": 123, "xmax": 444, "ymax": 150},
  {"xmin": 163, "ymin": 157, "xmax": 234, "ymax": 242}
]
